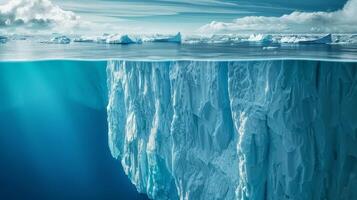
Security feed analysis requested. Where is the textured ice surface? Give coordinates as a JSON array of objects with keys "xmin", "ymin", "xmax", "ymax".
[
  {"xmin": 50, "ymin": 35, "xmax": 71, "ymax": 44},
  {"xmin": 107, "ymin": 60, "xmax": 357, "ymax": 200},
  {"xmin": 72, "ymin": 33, "xmax": 182, "ymax": 44},
  {"xmin": 298, "ymin": 34, "xmax": 332, "ymax": 44},
  {"xmin": 150, "ymin": 32, "xmax": 182, "ymax": 43},
  {"xmin": 105, "ymin": 34, "xmax": 137, "ymax": 44}
]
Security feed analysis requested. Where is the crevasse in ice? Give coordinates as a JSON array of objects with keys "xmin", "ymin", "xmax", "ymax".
[{"xmin": 107, "ymin": 60, "xmax": 357, "ymax": 200}]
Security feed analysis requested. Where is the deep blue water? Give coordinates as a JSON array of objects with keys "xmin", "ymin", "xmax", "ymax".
[{"xmin": 0, "ymin": 61, "xmax": 148, "ymax": 199}]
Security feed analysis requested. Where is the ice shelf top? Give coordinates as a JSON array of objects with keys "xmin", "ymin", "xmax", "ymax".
[{"xmin": 1, "ymin": 33, "xmax": 357, "ymax": 61}]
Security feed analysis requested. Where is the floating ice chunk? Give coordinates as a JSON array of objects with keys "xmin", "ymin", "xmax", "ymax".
[
  {"xmin": 332, "ymin": 34, "xmax": 357, "ymax": 44},
  {"xmin": 279, "ymin": 35, "xmax": 305, "ymax": 43},
  {"xmin": 152, "ymin": 32, "xmax": 182, "ymax": 43},
  {"xmin": 298, "ymin": 34, "xmax": 332, "ymax": 44},
  {"xmin": 0, "ymin": 36, "xmax": 8, "ymax": 43},
  {"xmin": 106, "ymin": 34, "xmax": 135, "ymax": 44},
  {"xmin": 262, "ymin": 46, "xmax": 279, "ymax": 50},
  {"xmin": 73, "ymin": 36, "xmax": 96, "ymax": 43},
  {"xmin": 51, "ymin": 35, "xmax": 71, "ymax": 44},
  {"xmin": 103, "ymin": 34, "xmax": 143, "ymax": 44},
  {"xmin": 247, "ymin": 34, "xmax": 273, "ymax": 43}
]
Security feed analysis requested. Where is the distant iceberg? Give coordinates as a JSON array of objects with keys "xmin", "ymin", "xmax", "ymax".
[
  {"xmin": 73, "ymin": 34, "xmax": 141, "ymax": 44},
  {"xmin": 73, "ymin": 37, "xmax": 96, "ymax": 43},
  {"xmin": 4, "ymin": 33, "xmax": 357, "ymax": 47},
  {"xmin": 51, "ymin": 35, "xmax": 71, "ymax": 44},
  {"xmin": 247, "ymin": 34, "xmax": 273, "ymax": 43},
  {"xmin": 105, "ymin": 34, "xmax": 136, "ymax": 44},
  {"xmin": 298, "ymin": 34, "xmax": 332, "ymax": 44},
  {"xmin": 151, "ymin": 32, "xmax": 182, "ymax": 43}
]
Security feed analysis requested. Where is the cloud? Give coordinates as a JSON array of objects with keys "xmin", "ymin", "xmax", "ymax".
[
  {"xmin": 0, "ymin": 0, "xmax": 81, "ymax": 30},
  {"xmin": 199, "ymin": 0, "xmax": 357, "ymax": 33}
]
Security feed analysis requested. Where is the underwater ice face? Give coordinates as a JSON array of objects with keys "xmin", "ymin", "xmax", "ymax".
[{"xmin": 107, "ymin": 60, "xmax": 357, "ymax": 200}]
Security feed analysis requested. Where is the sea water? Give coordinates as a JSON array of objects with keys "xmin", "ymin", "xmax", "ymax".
[{"xmin": 0, "ymin": 61, "xmax": 148, "ymax": 199}]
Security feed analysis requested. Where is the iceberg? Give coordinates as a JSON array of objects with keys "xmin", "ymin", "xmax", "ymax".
[
  {"xmin": 51, "ymin": 35, "xmax": 71, "ymax": 44},
  {"xmin": 73, "ymin": 34, "xmax": 142, "ymax": 44},
  {"xmin": 107, "ymin": 60, "xmax": 357, "ymax": 200},
  {"xmin": 298, "ymin": 34, "xmax": 332, "ymax": 44},
  {"xmin": 151, "ymin": 32, "xmax": 182, "ymax": 43},
  {"xmin": 247, "ymin": 34, "xmax": 273, "ymax": 43},
  {"xmin": 106, "ymin": 34, "xmax": 136, "ymax": 44},
  {"xmin": 73, "ymin": 36, "xmax": 96, "ymax": 43}
]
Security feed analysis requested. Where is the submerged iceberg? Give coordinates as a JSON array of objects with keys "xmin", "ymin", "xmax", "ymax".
[{"xmin": 107, "ymin": 60, "xmax": 357, "ymax": 200}]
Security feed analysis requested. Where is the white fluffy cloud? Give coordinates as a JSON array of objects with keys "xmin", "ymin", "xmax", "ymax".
[
  {"xmin": 199, "ymin": 0, "xmax": 357, "ymax": 33},
  {"xmin": 0, "ymin": 0, "xmax": 81, "ymax": 30}
]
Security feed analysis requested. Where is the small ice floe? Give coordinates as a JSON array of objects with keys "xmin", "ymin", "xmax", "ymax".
[
  {"xmin": 298, "ymin": 34, "xmax": 332, "ymax": 44},
  {"xmin": 51, "ymin": 35, "xmax": 71, "ymax": 44},
  {"xmin": 0, "ymin": 36, "xmax": 8, "ymax": 43},
  {"xmin": 152, "ymin": 32, "xmax": 182, "ymax": 43},
  {"xmin": 262, "ymin": 46, "xmax": 279, "ymax": 50}
]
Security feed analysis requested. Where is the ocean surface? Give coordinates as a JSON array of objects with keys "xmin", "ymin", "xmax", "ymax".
[{"xmin": 1, "ymin": 34, "xmax": 357, "ymax": 61}]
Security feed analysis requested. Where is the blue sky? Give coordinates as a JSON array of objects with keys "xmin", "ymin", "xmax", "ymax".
[{"xmin": 0, "ymin": 0, "xmax": 354, "ymax": 34}]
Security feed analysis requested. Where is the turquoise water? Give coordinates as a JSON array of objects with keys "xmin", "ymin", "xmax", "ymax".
[{"xmin": 0, "ymin": 61, "xmax": 147, "ymax": 199}]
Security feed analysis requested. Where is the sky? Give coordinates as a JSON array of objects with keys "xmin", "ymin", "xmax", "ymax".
[{"xmin": 0, "ymin": 0, "xmax": 355, "ymax": 34}]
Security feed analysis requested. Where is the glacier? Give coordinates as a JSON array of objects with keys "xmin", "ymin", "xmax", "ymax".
[{"xmin": 106, "ymin": 60, "xmax": 357, "ymax": 200}]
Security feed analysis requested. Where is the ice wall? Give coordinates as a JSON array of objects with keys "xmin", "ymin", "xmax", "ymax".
[{"xmin": 107, "ymin": 60, "xmax": 357, "ymax": 200}]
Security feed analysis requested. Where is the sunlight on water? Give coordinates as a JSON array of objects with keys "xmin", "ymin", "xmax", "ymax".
[{"xmin": 0, "ymin": 61, "xmax": 148, "ymax": 199}]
